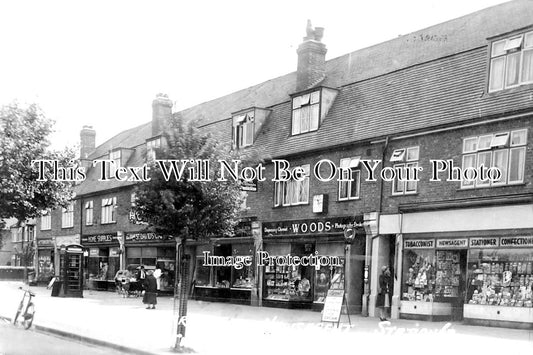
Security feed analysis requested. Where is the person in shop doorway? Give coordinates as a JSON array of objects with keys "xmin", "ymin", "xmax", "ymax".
[
  {"xmin": 154, "ymin": 264, "xmax": 162, "ymax": 291},
  {"xmin": 378, "ymin": 266, "xmax": 392, "ymax": 321},
  {"xmin": 143, "ymin": 270, "xmax": 158, "ymax": 309},
  {"xmin": 137, "ymin": 265, "xmax": 146, "ymax": 281}
]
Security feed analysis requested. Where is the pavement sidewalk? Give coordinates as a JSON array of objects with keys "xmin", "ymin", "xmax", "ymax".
[{"xmin": 1, "ymin": 281, "xmax": 532, "ymax": 354}]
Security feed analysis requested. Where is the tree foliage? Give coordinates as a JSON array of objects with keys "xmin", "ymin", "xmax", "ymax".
[
  {"xmin": 0, "ymin": 102, "xmax": 75, "ymax": 226},
  {"xmin": 133, "ymin": 119, "xmax": 263, "ymax": 241}
]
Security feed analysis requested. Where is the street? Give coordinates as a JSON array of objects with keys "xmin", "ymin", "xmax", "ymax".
[{"xmin": 0, "ymin": 320, "xmax": 125, "ymax": 355}]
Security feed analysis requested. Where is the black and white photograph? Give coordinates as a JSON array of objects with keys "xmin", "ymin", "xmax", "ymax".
[{"xmin": 1, "ymin": 0, "xmax": 533, "ymax": 354}]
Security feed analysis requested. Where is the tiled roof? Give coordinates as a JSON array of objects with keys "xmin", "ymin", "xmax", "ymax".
[{"xmin": 76, "ymin": 0, "xmax": 533, "ymax": 195}]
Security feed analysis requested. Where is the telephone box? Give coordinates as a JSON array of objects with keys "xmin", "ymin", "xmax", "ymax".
[{"xmin": 57, "ymin": 244, "xmax": 84, "ymax": 298}]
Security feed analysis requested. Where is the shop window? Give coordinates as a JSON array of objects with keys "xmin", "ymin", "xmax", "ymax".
[
  {"xmin": 231, "ymin": 244, "xmax": 253, "ymax": 289},
  {"xmin": 402, "ymin": 249, "xmax": 436, "ymax": 301},
  {"xmin": 195, "ymin": 256, "xmax": 211, "ymax": 286},
  {"xmin": 85, "ymin": 201, "xmax": 93, "ymax": 226},
  {"xmin": 467, "ymin": 249, "xmax": 533, "ymax": 307},
  {"xmin": 314, "ymin": 261, "xmax": 345, "ymax": 303},
  {"xmin": 391, "ymin": 146, "xmax": 419, "ymax": 195},
  {"xmin": 291, "ymin": 90, "xmax": 320, "ymax": 135},
  {"xmin": 338, "ymin": 157, "xmax": 361, "ymax": 200},
  {"xmin": 101, "ymin": 197, "xmax": 117, "ymax": 224},
  {"xmin": 126, "ymin": 247, "xmax": 156, "ymax": 268},
  {"xmin": 273, "ymin": 164, "xmax": 310, "ymax": 207},
  {"xmin": 61, "ymin": 202, "xmax": 74, "ymax": 228},
  {"xmin": 232, "ymin": 111, "xmax": 254, "ymax": 149},
  {"xmin": 41, "ymin": 210, "xmax": 51, "ymax": 231},
  {"xmin": 214, "ymin": 244, "xmax": 232, "ymax": 288},
  {"xmin": 461, "ymin": 129, "xmax": 527, "ymax": 188},
  {"xmin": 489, "ymin": 30, "xmax": 533, "ymax": 92},
  {"xmin": 88, "ymin": 248, "xmax": 110, "ymax": 280}
]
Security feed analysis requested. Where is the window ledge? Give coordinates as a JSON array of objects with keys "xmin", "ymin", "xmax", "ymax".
[
  {"xmin": 337, "ymin": 197, "xmax": 361, "ymax": 202},
  {"xmin": 391, "ymin": 192, "xmax": 418, "ymax": 197},
  {"xmin": 485, "ymin": 82, "xmax": 533, "ymax": 97},
  {"xmin": 101, "ymin": 221, "xmax": 117, "ymax": 225},
  {"xmin": 457, "ymin": 182, "xmax": 526, "ymax": 191}
]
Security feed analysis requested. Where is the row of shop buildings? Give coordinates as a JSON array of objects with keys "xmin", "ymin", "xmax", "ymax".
[{"xmin": 35, "ymin": 1, "xmax": 533, "ymax": 328}]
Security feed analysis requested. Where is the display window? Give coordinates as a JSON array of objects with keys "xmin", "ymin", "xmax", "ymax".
[
  {"xmin": 37, "ymin": 251, "xmax": 54, "ymax": 282},
  {"xmin": 264, "ymin": 243, "xmax": 291, "ymax": 301},
  {"xmin": 231, "ymin": 244, "xmax": 253, "ymax": 289},
  {"xmin": 88, "ymin": 248, "xmax": 112, "ymax": 280},
  {"xmin": 314, "ymin": 261, "xmax": 345, "ymax": 303},
  {"xmin": 402, "ymin": 249, "xmax": 436, "ymax": 301},
  {"xmin": 467, "ymin": 249, "xmax": 533, "ymax": 307},
  {"xmin": 126, "ymin": 247, "xmax": 157, "ymax": 268}
]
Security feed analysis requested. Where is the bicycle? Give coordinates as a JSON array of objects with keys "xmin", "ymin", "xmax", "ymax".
[{"xmin": 12, "ymin": 286, "xmax": 36, "ymax": 330}]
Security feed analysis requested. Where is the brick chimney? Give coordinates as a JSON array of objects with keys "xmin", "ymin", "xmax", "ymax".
[
  {"xmin": 152, "ymin": 93, "xmax": 173, "ymax": 136},
  {"xmin": 80, "ymin": 125, "xmax": 96, "ymax": 159},
  {"xmin": 296, "ymin": 20, "xmax": 327, "ymax": 91}
]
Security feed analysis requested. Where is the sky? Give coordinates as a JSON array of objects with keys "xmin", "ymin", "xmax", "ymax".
[{"xmin": 0, "ymin": 0, "xmax": 511, "ymax": 151}]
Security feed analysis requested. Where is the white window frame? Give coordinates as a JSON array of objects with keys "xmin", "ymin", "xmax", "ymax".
[
  {"xmin": 41, "ymin": 210, "xmax": 51, "ymax": 231},
  {"xmin": 101, "ymin": 197, "xmax": 117, "ymax": 224},
  {"xmin": 62, "ymin": 202, "xmax": 74, "ymax": 228},
  {"xmin": 233, "ymin": 111, "xmax": 254, "ymax": 148},
  {"xmin": 338, "ymin": 157, "xmax": 361, "ymax": 200},
  {"xmin": 392, "ymin": 146, "xmax": 419, "ymax": 195},
  {"xmin": 291, "ymin": 90, "xmax": 320, "ymax": 135},
  {"xmin": 489, "ymin": 30, "xmax": 533, "ymax": 92},
  {"xmin": 85, "ymin": 200, "xmax": 94, "ymax": 226},
  {"xmin": 461, "ymin": 129, "xmax": 527, "ymax": 188},
  {"xmin": 273, "ymin": 164, "xmax": 310, "ymax": 206}
]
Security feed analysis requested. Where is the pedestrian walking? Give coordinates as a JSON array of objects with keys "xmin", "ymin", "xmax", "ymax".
[
  {"xmin": 143, "ymin": 270, "xmax": 158, "ymax": 309},
  {"xmin": 154, "ymin": 265, "xmax": 162, "ymax": 291},
  {"xmin": 377, "ymin": 265, "xmax": 392, "ymax": 321}
]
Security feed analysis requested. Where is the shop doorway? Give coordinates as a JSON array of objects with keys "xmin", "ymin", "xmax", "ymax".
[{"xmin": 435, "ymin": 249, "xmax": 467, "ymax": 321}]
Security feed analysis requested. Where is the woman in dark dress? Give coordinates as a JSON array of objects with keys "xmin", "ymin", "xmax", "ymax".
[
  {"xmin": 378, "ymin": 266, "xmax": 392, "ymax": 321},
  {"xmin": 143, "ymin": 270, "xmax": 158, "ymax": 309}
]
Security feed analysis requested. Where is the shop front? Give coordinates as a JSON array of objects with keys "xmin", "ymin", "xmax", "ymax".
[
  {"xmin": 261, "ymin": 216, "xmax": 364, "ymax": 311},
  {"xmin": 36, "ymin": 238, "xmax": 55, "ymax": 283},
  {"xmin": 81, "ymin": 233, "xmax": 120, "ymax": 291},
  {"xmin": 399, "ymin": 235, "xmax": 533, "ymax": 328},
  {"xmin": 125, "ymin": 232, "xmax": 176, "ymax": 293},
  {"xmin": 192, "ymin": 238, "xmax": 255, "ymax": 305}
]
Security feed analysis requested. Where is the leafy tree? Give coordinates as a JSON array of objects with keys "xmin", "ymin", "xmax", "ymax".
[
  {"xmin": 0, "ymin": 102, "xmax": 75, "ymax": 224},
  {"xmin": 0, "ymin": 102, "xmax": 74, "ymax": 277},
  {"xmin": 134, "ymin": 118, "xmax": 263, "ymax": 350}
]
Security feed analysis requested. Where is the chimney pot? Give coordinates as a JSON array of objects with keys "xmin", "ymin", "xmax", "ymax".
[
  {"xmin": 80, "ymin": 126, "xmax": 96, "ymax": 159},
  {"xmin": 152, "ymin": 94, "xmax": 173, "ymax": 136},
  {"xmin": 296, "ymin": 21, "xmax": 327, "ymax": 91}
]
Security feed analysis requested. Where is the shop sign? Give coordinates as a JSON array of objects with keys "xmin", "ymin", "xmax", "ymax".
[
  {"xmin": 125, "ymin": 232, "xmax": 173, "ymax": 242},
  {"xmin": 89, "ymin": 248, "xmax": 100, "ymax": 257},
  {"xmin": 321, "ymin": 289, "xmax": 344, "ymax": 323},
  {"xmin": 404, "ymin": 239, "xmax": 435, "ymax": 249},
  {"xmin": 469, "ymin": 237, "xmax": 500, "ymax": 248},
  {"xmin": 129, "ymin": 210, "xmax": 148, "ymax": 225},
  {"xmin": 37, "ymin": 239, "xmax": 54, "ymax": 247},
  {"xmin": 109, "ymin": 247, "xmax": 120, "ymax": 257},
  {"xmin": 500, "ymin": 236, "xmax": 533, "ymax": 247},
  {"xmin": 436, "ymin": 238, "xmax": 468, "ymax": 248},
  {"xmin": 81, "ymin": 234, "xmax": 117, "ymax": 245},
  {"xmin": 262, "ymin": 217, "xmax": 356, "ymax": 236},
  {"xmin": 240, "ymin": 178, "xmax": 257, "ymax": 192},
  {"xmin": 55, "ymin": 235, "xmax": 80, "ymax": 246}
]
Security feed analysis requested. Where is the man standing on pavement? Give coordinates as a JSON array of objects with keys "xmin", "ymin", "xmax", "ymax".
[
  {"xmin": 143, "ymin": 270, "xmax": 158, "ymax": 309},
  {"xmin": 137, "ymin": 265, "xmax": 146, "ymax": 281}
]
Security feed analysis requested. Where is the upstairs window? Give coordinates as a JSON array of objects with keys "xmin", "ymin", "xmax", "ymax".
[
  {"xmin": 462, "ymin": 129, "xmax": 527, "ymax": 188},
  {"xmin": 338, "ymin": 157, "xmax": 361, "ymax": 200},
  {"xmin": 101, "ymin": 197, "xmax": 117, "ymax": 224},
  {"xmin": 391, "ymin": 146, "xmax": 419, "ymax": 195},
  {"xmin": 85, "ymin": 201, "xmax": 94, "ymax": 226},
  {"xmin": 147, "ymin": 137, "xmax": 161, "ymax": 161},
  {"xmin": 489, "ymin": 30, "xmax": 533, "ymax": 92},
  {"xmin": 109, "ymin": 150, "xmax": 121, "ymax": 177},
  {"xmin": 41, "ymin": 210, "xmax": 51, "ymax": 231},
  {"xmin": 62, "ymin": 202, "xmax": 74, "ymax": 228},
  {"xmin": 292, "ymin": 91, "xmax": 320, "ymax": 135},
  {"xmin": 273, "ymin": 164, "xmax": 310, "ymax": 207},
  {"xmin": 233, "ymin": 112, "xmax": 254, "ymax": 148}
]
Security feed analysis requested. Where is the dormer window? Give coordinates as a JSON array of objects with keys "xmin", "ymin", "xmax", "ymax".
[
  {"xmin": 233, "ymin": 111, "xmax": 254, "ymax": 148},
  {"xmin": 291, "ymin": 90, "xmax": 320, "ymax": 135},
  {"xmin": 109, "ymin": 149, "xmax": 121, "ymax": 177},
  {"xmin": 147, "ymin": 137, "xmax": 161, "ymax": 161},
  {"xmin": 489, "ymin": 30, "xmax": 533, "ymax": 92}
]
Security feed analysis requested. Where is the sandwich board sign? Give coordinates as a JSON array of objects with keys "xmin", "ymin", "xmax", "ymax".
[{"xmin": 321, "ymin": 289, "xmax": 345, "ymax": 324}]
